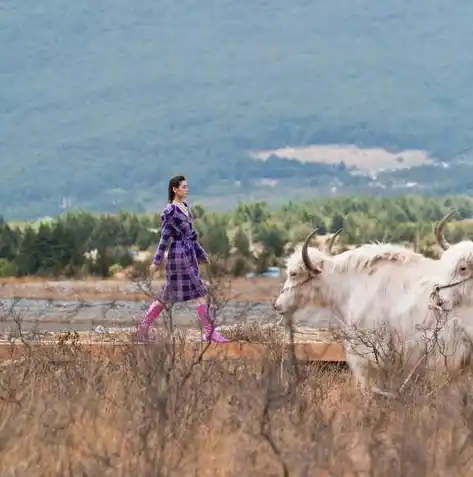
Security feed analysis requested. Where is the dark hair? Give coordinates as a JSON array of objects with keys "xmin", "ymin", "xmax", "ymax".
[{"xmin": 168, "ymin": 175, "xmax": 186, "ymax": 203}]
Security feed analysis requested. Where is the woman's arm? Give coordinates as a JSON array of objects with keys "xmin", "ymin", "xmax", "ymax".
[
  {"xmin": 194, "ymin": 241, "xmax": 209, "ymax": 263},
  {"xmin": 152, "ymin": 207, "xmax": 174, "ymax": 265}
]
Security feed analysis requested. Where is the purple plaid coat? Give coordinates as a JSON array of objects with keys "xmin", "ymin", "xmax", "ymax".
[{"xmin": 152, "ymin": 202, "xmax": 209, "ymax": 303}]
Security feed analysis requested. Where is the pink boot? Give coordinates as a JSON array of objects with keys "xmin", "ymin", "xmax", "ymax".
[
  {"xmin": 196, "ymin": 304, "xmax": 230, "ymax": 343},
  {"xmin": 136, "ymin": 301, "xmax": 164, "ymax": 343}
]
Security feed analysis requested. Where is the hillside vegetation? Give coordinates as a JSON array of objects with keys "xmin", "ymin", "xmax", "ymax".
[
  {"xmin": 1, "ymin": 195, "xmax": 473, "ymax": 279},
  {"xmin": 2, "ymin": 1, "xmax": 473, "ymax": 218}
]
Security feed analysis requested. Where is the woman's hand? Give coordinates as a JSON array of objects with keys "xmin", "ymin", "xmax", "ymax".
[{"xmin": 149, "ymin": 263, "xmax": 159, "ymax": 276}]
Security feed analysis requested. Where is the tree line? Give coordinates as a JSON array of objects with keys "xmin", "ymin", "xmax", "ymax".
[{"xmin": 2, "ymin": 195, "xmax": 473, "ymax": 279}]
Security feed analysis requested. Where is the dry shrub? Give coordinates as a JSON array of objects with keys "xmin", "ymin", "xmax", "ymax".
[
  {"xmin": 0, "ymin": 333, "xmax": 473, "ymax": 477},
  {"xmin": 224, "ymin": 321, "xmax": 283, "ymax": 342}
]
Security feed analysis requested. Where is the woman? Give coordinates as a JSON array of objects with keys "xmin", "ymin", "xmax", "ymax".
[{"xmin": 136, "ymin": 175, "xmax": 230, "ymax": 343}]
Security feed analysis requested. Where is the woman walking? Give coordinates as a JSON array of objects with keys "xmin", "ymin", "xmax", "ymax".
[{"xmin": 136, "ymin": 175, "xmax": 230, "ymax": 343}]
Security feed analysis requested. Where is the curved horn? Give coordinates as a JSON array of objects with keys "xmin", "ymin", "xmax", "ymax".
[
  {"xmin": 325, "ymin": 228, "xmax": 343, "ymax": 255},
  {"xmin": 435, "ymin": 210, "xmax": 456, "ymax": 251},
  {"xmin": 301, "ymin": 228, "xmax": 320, "ymax": 273}
]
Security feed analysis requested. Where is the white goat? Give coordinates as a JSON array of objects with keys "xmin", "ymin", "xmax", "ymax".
[
  {"xmin": 273, "ymin": 227, "xmax": 473, "ymax": 395},
  {"xmin": 275, "ymin": 229, "xmax": 342, "ymax": 327},
  {"xmin": 434, "ymin": 210, "xmax": 473, "ymax": 312},
  {"xmin": 274, "ymin": 227, "xmax": 434, "ymax": 316}
]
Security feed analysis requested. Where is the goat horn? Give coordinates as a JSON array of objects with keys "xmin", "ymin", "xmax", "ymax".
[
  {"xmin": 301, "ymin": 228, "xmax": 320, "ymax": 273},
  {"xmin": 435, "ymin": 210, "xmax": 456, "ymax": 251},
  {"xmin": 325, "ymin": 228, "xmax": 343, "ymax": 255}
]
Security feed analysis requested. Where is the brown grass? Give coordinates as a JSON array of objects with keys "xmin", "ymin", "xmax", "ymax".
[
  {"xmin": 1, "ymin": 327, "xmax": 473, "ymax": 476},
  {"xmin": 0, "ymin": 276, "xmax": 281, "ymax": 303}
]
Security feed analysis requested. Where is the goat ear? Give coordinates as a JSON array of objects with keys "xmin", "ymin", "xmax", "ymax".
[{"xmin": 310, "ymin": 260, "xmax": 323, "ymax": 274}]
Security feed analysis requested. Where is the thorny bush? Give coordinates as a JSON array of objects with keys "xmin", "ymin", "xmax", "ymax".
[{"xmin": 1, "ymin": 332, "xmax": 473, "ymax": 476}]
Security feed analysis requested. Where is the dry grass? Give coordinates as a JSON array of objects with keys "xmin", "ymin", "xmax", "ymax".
[
  {"xmin": 1, "ymin": 328, "xmax": 473, "ymax": 476},
  {"xmin": 0, "ymin": 276, "xmax": 282, "ymax": 303}
]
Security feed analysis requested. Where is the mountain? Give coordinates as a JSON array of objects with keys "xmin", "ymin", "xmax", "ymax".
[{"xmin": 2, "ymin": 0, "xmax": 473, "ymax": 219}]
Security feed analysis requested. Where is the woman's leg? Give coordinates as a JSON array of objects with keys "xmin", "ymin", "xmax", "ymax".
[
  {"xmin": 136, "ymin": 300, "xmax": 165, "ymax": 342},
  {"xmin": 195, "ymin": 296, "xmax": 230, "ymax": 343}
]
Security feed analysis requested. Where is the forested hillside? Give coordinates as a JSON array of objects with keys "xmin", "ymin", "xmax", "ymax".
[
  {"xmin": 1, "ymin": 195, "xmax": 472, "ymax": 279},
  {"xmin": 2, "ymin": 0, "xmax": 473, "ymax": 219}
]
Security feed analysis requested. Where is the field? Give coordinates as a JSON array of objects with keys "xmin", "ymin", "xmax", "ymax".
[
  {"xmin": 2, "ymin": 272, "xmax": 473, "ymax": 475},
  {"xmin": 249, "ymin": 144, "xmax": 434, "ymax": 173},
  {"xmin": 0, "ymin": 276, "xmax": 282, "ymax": 303},
  {"xmin": 1, "ymin": 326, "xmax": 473, "ymax": 476}
]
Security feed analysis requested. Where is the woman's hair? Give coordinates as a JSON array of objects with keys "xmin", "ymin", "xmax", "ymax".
[{"xmin": 168, "ymin": 175, "xmax": 186, "ymax": 203}]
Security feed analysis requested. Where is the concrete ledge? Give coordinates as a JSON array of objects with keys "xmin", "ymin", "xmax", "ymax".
[
  {"xmin": 0, "ymin": 326, "xmax": 346, "ymax": 362},
  {"xmin": 0, "ymin": 341, "xmax": 345, "ymax": 362}
]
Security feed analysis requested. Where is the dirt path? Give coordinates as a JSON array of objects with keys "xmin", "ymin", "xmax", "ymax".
[{"xmin": 0, "ymin": 276, "xmax": 282, "ymax": 303}]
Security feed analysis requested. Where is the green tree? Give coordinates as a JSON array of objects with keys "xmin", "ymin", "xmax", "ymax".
[
  {"xmin": 233, "ymin": 227, "xmax": 251, "ymax": 257},
  {"xmin": 15, "ymin": 227, "xmax": 40, "ymax": 276}
]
